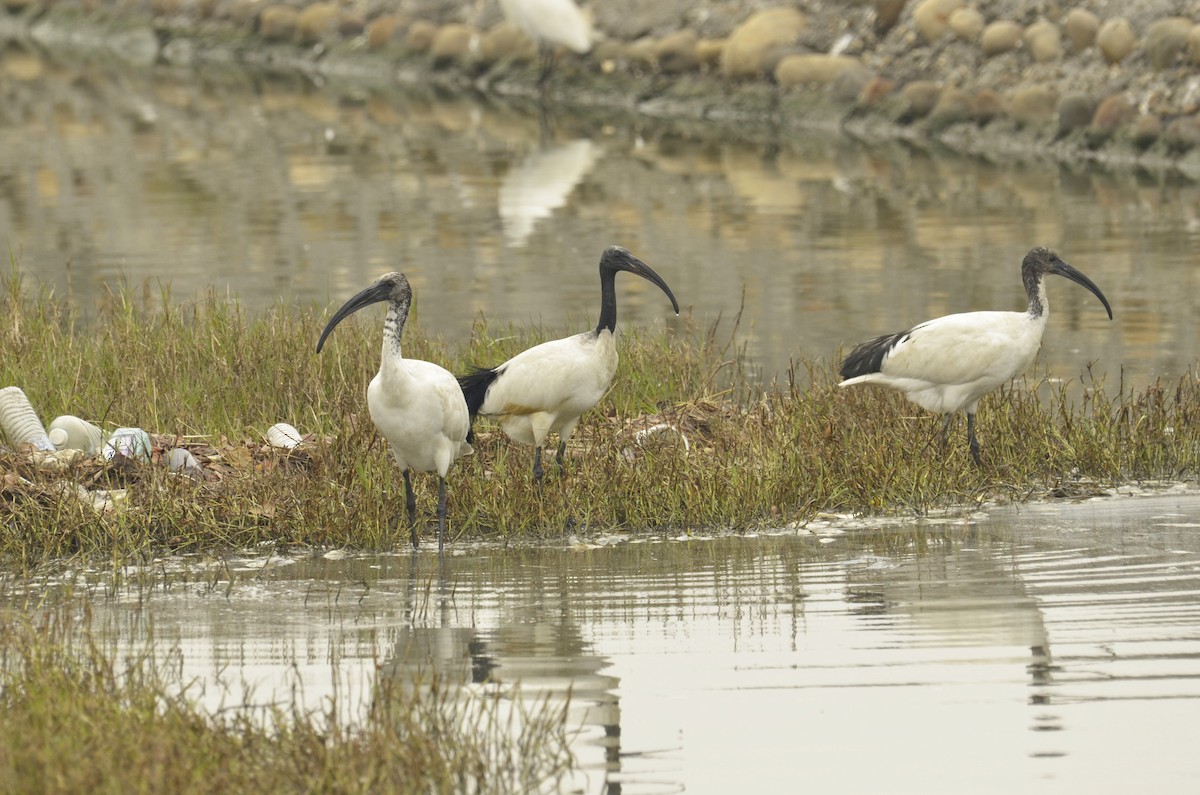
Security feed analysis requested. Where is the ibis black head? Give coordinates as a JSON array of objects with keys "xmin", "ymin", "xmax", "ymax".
[
  {"xmin": 316, "ymin": 272, "xmax": 412, "ymax": 353},
  {"xmin": 1022, "ymin": 247, "xmax": 1113, "ymax": 320},
  {"xmin": 596, "ymin": 246, "xmax": 680, "ymax": 334}
]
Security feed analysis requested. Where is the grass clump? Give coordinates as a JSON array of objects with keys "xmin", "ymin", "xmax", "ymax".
[
  {"xmin": 1, "ymin": 268, "xmax": 1199, "ymax": 561},
  {"xmin": 0, "ymin": 607, "xmax": 574, "ymax": 794}
]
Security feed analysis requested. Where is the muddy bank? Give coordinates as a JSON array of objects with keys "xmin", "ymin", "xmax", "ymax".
[{"xmin": 3, "ymin": 1, "xmax": 1200, "ymax": 173}]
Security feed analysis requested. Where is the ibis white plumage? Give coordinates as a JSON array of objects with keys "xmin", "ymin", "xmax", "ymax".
[
  {"xmin": 839, "ymin": 246, "xmax": 1113, "ymax": 465},
  {"xmin": 498, "ymin": 0, "xmax": 594, "ymax": 83},
  {"xmin": 458, "ymin": 246, "xmax": 679, "ymax": 485},
  {"xmin": 317, "ymin": 272, "xmax": 473, "ymax": 552}
]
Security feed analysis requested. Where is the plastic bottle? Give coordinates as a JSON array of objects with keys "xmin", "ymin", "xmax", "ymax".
[
  {"xmin": 48, "ymin": 415, "xmax": 106, "ymax": 456},
  {"xmin": 102, "ymin": 427, "xmax": 153, "ymax": 462},
  {"xmin": 266, "ymin": 422, "xmax": 303, "ymax": 449},
  {"xmin": 0, "ymin": 386, "xmax": 54, "ymax": 451}
]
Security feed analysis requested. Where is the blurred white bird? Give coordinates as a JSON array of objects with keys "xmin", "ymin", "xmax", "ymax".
[
  {"xmin": 317, "ymin": 272, "xmax": 473, "ymax": 551},
  {"xmin": 498, "ymin": 0, "xmax": 594, "ymax": 83},
  {"xmin": 499, "ymin": 138, "xmax": 600, "ymax": 246},
  {"xmin": 839, "ymin": 247, "xmax": 1113, "ymax": 465}
]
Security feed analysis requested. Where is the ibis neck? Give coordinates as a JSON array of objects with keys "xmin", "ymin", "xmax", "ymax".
[
  {"xmin": 1023, "ymin": 267, "xmax": 1047, "ymax": 318},
  {"xmin": 595, "ymin": 264, "xmax": 618, "ymax": 335},
  {"xmin": 381, "ymin": 301, "xmax": 409, "ymax": 363}
]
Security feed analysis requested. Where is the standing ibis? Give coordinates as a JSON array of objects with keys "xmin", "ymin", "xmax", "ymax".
[
  {"xmin": 458, "ymin": 246, "xmax": 679, "ymax": 486},
  {"xmin": 498, "ymin": 0, "xmax": 594, "ymax": 84},
  {"xmin": 317, "ymin": 272, "xmax": 473, "ymax": 552},
  {"xmin": 839, "ymin": 247, "xmax": 1113, "ymax": 465}
]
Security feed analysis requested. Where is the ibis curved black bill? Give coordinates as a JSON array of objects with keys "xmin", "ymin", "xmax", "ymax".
[
  {"xmin": 602, "ymin": 246, "xmax": 680, "ymax": 315},
  {"xmin": 315, "ymin": 276, "xmax": 405, "ymax": 353},
  {"xmin": 1051, "ymin": 259, "xmax": 1113, "ymax": 320}
]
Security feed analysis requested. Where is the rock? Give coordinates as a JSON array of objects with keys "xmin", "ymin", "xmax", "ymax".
[
  {"xmin": 874, "ymin": 0, "xmax": 907, "ymax": 36},
  {"xmin": 1164, "ymin": 114, "xmax": 1200, "ymax": 151},
  {"xmin": 721, "ymin": 8, "xmax": 807, "ymax": 79},
  {"xmin": 696, "ymin": 38, "xmax": 725, "ymax": 69},
  {"xmin": 774, "ymin": 54, "xmax": 863, "ymax": 88},
  {"xmin": 405, "ymin": 20, "xmax": 437, "ymax": 53},
  {"xmin": 258, "ymin": 5, "xmax": 299, "ymax": 43},
  {"xmin": 1087, "ymin": 93, "xmax": 1135, "ymax": 144},
  {"xmin": 971, "ymin": 88, "xmax": 1004, "ymax": 123},
  {"xmin": 1132, "ymin": 113, "xmax": 1162, "ymax": 148},
  {"xmin": 858, "ymin": 76, "xmax": 895, "ymax": 108},
  {"xmin": 830, "ymin": 66, "xmax": 873, "ymax": 103},
  {"xmin": 365, "ymin": 14, "xmax": 406, "ymax": 50},
  {"xmin": 1145, "ymin": 17, "xmax": 1194, "ymax": 70},
  {"xmin": 1189, "ymin": 25, "xmax": 1200, "ymax": 65},
  {"xmin": 1096, "ymin": 17, "xmax": 1136, "ymax": 65},
  {"xmin": 1024, "ymin": 19, "xmax": 1061, "ymax": 63},
  {"xmin": 1062, "ymin": 8, "xmax": 1099, "ymax": 52},
  {"xmin": 295, "ymin": 2, "xmax": 340, "ymax": 45},
  {"xmin": 430, "ymin": 24, "xmax": 476, "ymax": 67},
  {"xmin": 1008, "ymin": 84, "xmax": 1057, "ymax": 127},
  {"xmin": 912, "ymin": 0, "xmax": 962, "ymax": 43},
  {"xmin": 1056, "ymin": 93, "xmax": 1096, "ymax": 137},
  {"xmin": 898, "ymin": 80, "xmax": 941, "ymax": 122},
  {"xmin": 928, "ymin": 86, "xmax": 973, "ymax": 129},
  {"xmin": 337, "ymin": 13, "xmax": 364, "ymax": 38},
  {"xmin": 478, "ymin": 21, "xmax": 537, "ymax": 64},
  {"xmin": 626, "ymin": 37, "xmax": 659, "ymax": 70},
  {"xmin": 111, "ymin": 27, "xmax": 161, "ymax": 67},
  {"xmin": 980, "ymin": 20, "xmax": 1023, "ymax": 57},
  {"xmin": 656, "ymin": 29, "xmax": 699, "ymax": 74},
  {"xmin": 948, "ymin": 7, "xmax": 984, "ymax": 41}
]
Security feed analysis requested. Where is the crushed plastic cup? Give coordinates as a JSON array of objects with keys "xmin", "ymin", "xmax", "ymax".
[
  {"xmin": 0, "ymin": 386, "xmax": 54, "ymax": 451},
  {"xmin": 167, "ymin": 447, "xmax": 205, "ymax": 480},
  {"xmin": 102, "ymin": 427, "xmax": 153, "ymax": 462},
  {"xmin": 266, "ymin": 422, "xmax": 303, "ymax": 449},
  {"xmin": 48, "ymin": 415, "xmax": 106, "ymax": 456}
]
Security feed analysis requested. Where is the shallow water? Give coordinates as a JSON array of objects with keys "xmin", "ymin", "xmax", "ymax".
[
  {"xmin": 2, "ymin": 46, "xmax": 1199, "ymax": 389},
  {"xmin": 23, "ymin": 489, "xmax": 1200, "ymax": 793}
]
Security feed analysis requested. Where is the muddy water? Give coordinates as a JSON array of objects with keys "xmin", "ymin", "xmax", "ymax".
[
  {"xmin": 1, "ymin": 46, "xmax": 1198, "ymax": 388},
  {"xmin": 27, "ymin": 490, "xmax": 1198, "ymax": 793}
]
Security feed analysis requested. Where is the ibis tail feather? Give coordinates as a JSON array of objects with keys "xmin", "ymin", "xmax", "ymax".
[{"xmin": 840, "ymin": 330, "xmax": 910, "ymax": 380}]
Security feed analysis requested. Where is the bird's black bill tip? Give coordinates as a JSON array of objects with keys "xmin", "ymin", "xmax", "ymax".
[
  {"xmin": 1052, "ymin": 260, "xmax": 1113, "ymax": 321},
  {"xmin": 315, "ymin": 279, "xmax": 396, "ymax": 353}
]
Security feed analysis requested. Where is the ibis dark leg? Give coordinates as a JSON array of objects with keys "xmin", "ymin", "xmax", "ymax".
[
  {"xmin": 533, "ymin": 446, "xmax": 545, "ymax": 486},
  {"xmin": 403, "ymin": 470, "xmax": 419, "ymax": 549},
  {"xmin": 436, "ymin": 476, "xmax": 448, "ymax": 554},
  {"xmin": 967, "ymin": 412, "xmax": 982, "ymax": 467},
  {"xmin": 939, "ymin": 414, "xmax": 954, "ymax": 450},
  {"xmin": 556, "ymin": 441, "xmax": 566, "ymax": 473},
  {"xmin": 537, "ymin": 43, "xmax": 555, "ymax": 87}
]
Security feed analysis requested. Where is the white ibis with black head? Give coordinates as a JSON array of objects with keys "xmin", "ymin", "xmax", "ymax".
[
  {"xmin": 458, "ymin": 246, "xmax": 679, "ymax": 486},
  {"xmin": 839, "ymin": 247, "xmax": 1113, "ymax": 466},
  {"xmin": 317, "ymin": 273, "xmax": 473, "ymax": 552},
  {"xmin": 498, "ymin": 0, "xmax": 594, "ymax": 85}
]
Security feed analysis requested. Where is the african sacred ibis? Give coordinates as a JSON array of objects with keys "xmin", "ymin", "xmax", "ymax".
[
  {"xmin": 498, "ymin": 0, "xmax": 594, "ymax": 84},
  {"xmin": 316, "ymin": 272, "xmax": 473, "ymax": 552},
  {"xmin": 839, "ymin": 247, "xmax": 1113, "ymax": 466},
  {"xmin": 458, "ymin": 246, "xmax": 679, "ymax": 485}
]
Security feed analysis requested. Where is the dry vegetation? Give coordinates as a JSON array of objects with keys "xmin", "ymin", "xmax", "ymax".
[{"xmin": 1, "ymin": 268, "xmax": 1198, "ymax": 565}]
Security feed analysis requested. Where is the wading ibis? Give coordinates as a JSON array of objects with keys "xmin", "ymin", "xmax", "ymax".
[
  {"xmin": 317, "ymin": 272, "xmax": 473, "ymax": 552},
  {"xmin": 498, "ymin": 0, "xmax": 594, "ymax": 84},
  {"xmin": 458, "ymin": 246, "xmax": 679, "ymax": 486},
  {"xmin": 839, "ymin": 247, "xmax": 1113, "ymax": 466}
]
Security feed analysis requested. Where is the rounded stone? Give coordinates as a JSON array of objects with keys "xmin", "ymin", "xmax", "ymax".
[
  {"xmin": 1189, "ymin": 25, "xmax": 1200, "ymax": 65},
  {"xmin": 1087, "ymin": 93, "xmax": 1136, "ymax": 143},
  {"xmin": 948, "ymin": 7, "xmax": 984, "ymax": 41},
  {"xmin": 899, "ymin": 80, "xmax": 942, "ymax": 121},
  {"xmin": 655, "ymin": 29, "xmax": 700, "ymax": 74},
  {"xmin": 405, "ymin": 20, "xmax": 437, "ymax": 53},
  {"xmin": 295, "ymin": 2, "xmax": 340, "ymax": 45},
  {"xmin": 1062, "ymin": 8, "xmax": 1099, "ymax": 52},
  {"xmin": 775, "ymin": 53, "xmax": 863, "ymax": 88},
  {"xmin": 365, "ymin": 14, "xmax": 406, "ymax": 50},
  {"xmin": 928, "ymin": 86, "xmax": 973, "ymax": 128},
  {"xmin": 721, "ymin": 7, "xmax": 807, "ymax": 79},
  {"xmin": 1096, "ymin": 17, "xmax": 1136, "ymax": 65},
  {"xmin": 1164, "ymin": 114, "xmax": 1200, "ymax": 151},
  {"xmin": 1008, "ymin": 84, "xmax": 1058, "ymax": 127},
  {"xmin": 912, "ymin": 0, "xmax": 963, "ymax": 44},
  {"xmin": 1056, "ymin": 93, "xmax": 1096, "ymax": 136},
  {"xmin": 430, "ymin": 24, "xmax": 476, "ymax": 66},
  {"xmin": 1132, "ymin": 113, "xmax": 1162, "ymax": 148},
  {"xmin": 479, "ymin": 21, "xmax": 537, "ymax": 64},
  {"xmin": 1145, "ymin": 17, "xmax": 1194, "ymax": 70},
  {"xmin": 874, "ymin": 0, "xmax": 907, "ymax": 36},
  {"xmin": 980, "ymin": 20, "xmax": 1023, "ymax": 57},
  {"xmin": 971, "ymin": 88, "xmax": 1005, "ymax": 123},
  {"xmin": 858, "ymin": 76, "xmax": 895, "ymax": 108},
  {"xmin": 1024, "ymin": 19, "xmax": 1061, "ymax": 63},
  {"xmin": 696, "ymin": 38, "xmax": 726, "ymax": 69},
  {"xmin": 258, "ymin": 5, "xmax": 299, "ymax": 43}
]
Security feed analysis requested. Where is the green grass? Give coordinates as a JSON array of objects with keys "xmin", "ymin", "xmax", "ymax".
[
  {"xmin": 1, "ymin": 266, "xmax": 1198, "ymax": 563},
  {"xmin": 0, "ymin": 606, "xmax": 574, "ymax": 794}
]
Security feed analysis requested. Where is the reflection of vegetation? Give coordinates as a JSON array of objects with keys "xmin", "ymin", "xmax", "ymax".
[
  {"xmin": 1, "ymin": 267, "xmax": 1198, "ymax": 564},
  {"xmin": 0, "ymin": 607, "xmax": 574, "ymax": 794}
]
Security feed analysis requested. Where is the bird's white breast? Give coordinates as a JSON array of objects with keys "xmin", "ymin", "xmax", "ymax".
[
  {"xmin": 369, "ymin": 358, "xmax": 472, "ymax": 475},
  {"xmin": 480, "ymin": 330, "xmax": 617, "ymax": 422}
]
